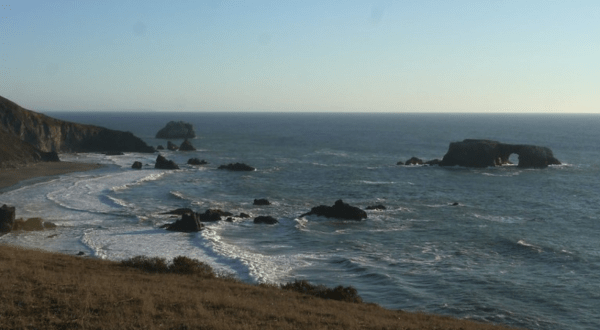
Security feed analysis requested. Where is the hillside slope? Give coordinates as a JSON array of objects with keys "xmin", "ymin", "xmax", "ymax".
[{"xmin": 0, "ymin": 96, "xmax": 154, "ymax": 167}]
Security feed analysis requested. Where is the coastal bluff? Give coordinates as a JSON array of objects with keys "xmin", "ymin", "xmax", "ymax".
[
  {"xmin": 440, "ymin": 139, "xmax": 561, "ymax": 168},
  {"xmin": 0, "ymin": 96, "xmax": 154, "ymax": 166}
]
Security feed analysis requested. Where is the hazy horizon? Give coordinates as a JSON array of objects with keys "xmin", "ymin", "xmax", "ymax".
[{"xmin": 1, "ymin": 1, "xmax": 598, "ymax": 113}]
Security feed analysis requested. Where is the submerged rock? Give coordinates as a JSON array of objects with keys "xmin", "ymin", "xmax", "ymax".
[
  {"xmin": 217, "ymin": 163, "xmax": 256, "ymax": 171},
  {"xmin": 155, "ymin": 155, "xmax": 179, "ymax": 170},
  {"xmin": 161, "ymin": 208, "xmax": 194, "ymax": 215},
  {"xmin": 301, "ymin": 200, "xmax": 367, "ymax": 221},
  {"xmin": 253, "ymin": 199, "xmax": 271, "ymax": 206},
  {"xmin": 254, "ymin": 216, "xmax": 278, "ymax": 224},
  {"xmin": 156, "ymin": 121, "xmax": 196, "ymax": 139},
  {"xmin": 187, "ymin": 158, "xmax": 207, "ymax": 165},
  {"xmin": 440, "ymin": 139, "xmax": 561, "ymax": 168},
  {"xmin": 366, "ymin": 204, "xmax": 386, "ymax": 210}
]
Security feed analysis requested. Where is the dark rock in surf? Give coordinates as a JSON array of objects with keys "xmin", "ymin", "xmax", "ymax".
[
  {"xmin": 187, "ymin": 158, "xmax": 208, "ymax": 165},
  {"xmin": 239, "ymin": 213, "xmax": 250, "ymax": 218},
  {"xmin": 167, "ymin": 141, "xmax": 178, "ymax": 151},
  {"xmin": 425, "ymin": 159, "xmax": 441, "ymax": 166},
  {"xmin": 162, "ymin": 213, "xmax": 204, "ymax": 232},
  {"xmin": 366, "ymin": 204, "xmax": 386, "ymax": 210},
  {"xmin": 155, "ymin": 155, "xmax": 179, "ymax": 170},
  {"xmin": 404, "ymin": 157, "xmax": 424, "ymax": 165},
  {"xmin": 254, "ymin": 216, "xmax": 278, "ymax": 224},
  {"xmin": 131, "ymin": 161, "xmax": 142, "ymax": 169},
  {"xmin": 104, "ymin": 151, "xmax": 124, "ymax": 156},
  {"xmin": 198, "ymin": 209, "xmax": 234, "ymax": 222},
  {"xmin": 396, "ymin": 161, "xmax": 404, "ymax": 165},
  {"xmin": 155, "ymin": 121, "xmax": 196, "ymax": 139},
  {"xmin": 0, "ymin": 204, "xmax": 16, "ymax": 233},
  {"xmin": 301, "ymin": 200, "xmax": 367, "ymax": 221},
  {"xmin": 157, "ymin": 145, "xmax": 165, "ymax": 150},
  {"xmin": 439, "ymin": 139, "xmax": 561, "ymax": 168},
  {"xmin": 217, "ymin": 163, "xmax": 255, "ymax": 171},
  {"xmin": 179, "ymin": 139, "xmax": 196, "ymax": 151},
  {"xmin": 253, "ymin": 199, "xmax": 271, "ymax": 206}
]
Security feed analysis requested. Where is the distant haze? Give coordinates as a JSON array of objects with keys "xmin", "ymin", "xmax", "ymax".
[{"xmin": 1, "ymin": 1, "xmax": 598, "ymax": 113}]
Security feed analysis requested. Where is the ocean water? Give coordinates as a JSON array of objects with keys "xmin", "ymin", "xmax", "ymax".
[{"xmin": 1, "ymin": 112, "xmax": 600, "ymax": 330}]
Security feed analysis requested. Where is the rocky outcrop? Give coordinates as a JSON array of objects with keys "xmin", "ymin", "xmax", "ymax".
[
  {"xmin": 254, "ymin": 216, "xmax": 278, "ymax": 224},
  {"xmin": 179, "ymin": 139, "xmax": 196, "ymax": 151},
  {"xmin": 404, "ymin": 157, "xmax": 424, "ymax": 165},
  {"xmin": 301, "ymin": 200, "xmax": 367, "ymax": 221},
  {"xmin": 131, "ymin": 161, "xmax": 142, "ymax": 169},
  {"xmin": 218, "ymin": 163, "xmax": 256, "ymax": 171},
  {"xmin": 0, "ymin": 204, "xmax": 15, "ymax": 233},
  {"xmin": 155, "ymin": 155, "xmax": 179, "ymax": 169},
  {"xmin": 0, "ymin": 96, "xmax": 154, "ymax": 166},
  {"xmin": 187, "ymin": 158, "xmax": 208, "ymax": 165},
  {"xmin": 162, "ymin": 213, "xmax": 204, "ymax": 232},
  {"xmin": 439, "ymin": 139, "xmax": 561, "ymax": 168},
  {"xmin": 253, "ymin": 199, "xmax": 271, "ymax": 206},
  {"xmin": 155, "ymin": 121, "xmax": 196, "ymax": 139}
]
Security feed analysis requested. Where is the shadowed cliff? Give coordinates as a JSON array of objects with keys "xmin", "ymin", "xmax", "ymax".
[{"xmin": 0, "ymin": 96, "xmax": 154, "ymax": 166}]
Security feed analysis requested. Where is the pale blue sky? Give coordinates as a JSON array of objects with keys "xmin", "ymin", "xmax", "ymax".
[{"xmin": 0, "ymin": 1, "xmax": 598, "ymax": 112}]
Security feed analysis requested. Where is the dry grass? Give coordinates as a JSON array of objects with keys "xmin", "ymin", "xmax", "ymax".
[{"xmin": 0, "ymin": 244, "xmax": 523, "ymax": 330}]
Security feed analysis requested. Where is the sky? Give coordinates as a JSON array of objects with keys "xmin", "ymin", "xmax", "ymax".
[{"xmin": 0, "ymin": 1, "xmax": 598, "ymax": 113}]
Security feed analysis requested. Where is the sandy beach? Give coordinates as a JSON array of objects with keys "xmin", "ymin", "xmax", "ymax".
[{"xmin": 0, "ymin": 162, "xmax": 102, "ymax": 192}]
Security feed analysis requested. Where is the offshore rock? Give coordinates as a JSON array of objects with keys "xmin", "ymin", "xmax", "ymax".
[
  {"xmin": 167, "ymin": 141, "xmax": 178, "ymax": 151},
  {"xmin": 187, "ymin": 158, "xmax": 208, "ymax": 165},
  {"xmin": 254, "ymin": 216, "xmax": 278, "ymax": 224},
  {"xmin": 198, "ymin": 209, "xmax": 234, "ymax": 222},
  {"xmin": 301, "ymin": 200, "xmax": 367, "ymax": 221},
  {"xmin": 155, "ymin": 155, "xmax": 179, "ymax": 170},
  {"xmin": 253, "ymin": 199, "xmax": 271, "ymax": 206},
  {"xmin": 157, "ymin": 145, "xmax": 165, "ymax": 150},
  {"xmin": 179, "ymin": 139, "xmax": 196, "ymax": 151},
  {"xmin": 440, "ymin": 139, "xmax": 561, "ymax": 168},
  {"xmin": 0, "ymin": 204, "xmax": 16, "ymax": 233},
  {"xmin": 218, "ymin": 163, "xmax": 256, "ymax": 171},
  {"xmin": 0, "ymin": 95, "xmax": 154, "ymax": 167},
  {"xmin": 131, "ymin": 161, "xmax": 142, "ymax": 169},
  {"xmin": 155, "ymin": 121, "xmax": 196, "ymax": 139},
  {"xmin": 162, "ymin": 213, "xmax": 204, "ymax": 232}
]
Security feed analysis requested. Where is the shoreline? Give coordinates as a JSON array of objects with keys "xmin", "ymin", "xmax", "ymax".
[{"xmin": 0, "ymin": 161, "xmax": 103, "ymax": 193}]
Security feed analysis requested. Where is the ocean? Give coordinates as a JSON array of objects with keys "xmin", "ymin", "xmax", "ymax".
[{"xmin": 1, "ymin": 112, "xmax": 599, "ymax": 330}]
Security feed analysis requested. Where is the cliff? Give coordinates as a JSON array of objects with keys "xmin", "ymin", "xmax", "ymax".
[
  {"xmin": 439, "ymin": 139, "xmax": 561, "ymax": 168},
  {"xmin": 0, "ymin": 96, "xmax": 154, "ymax": 165}
]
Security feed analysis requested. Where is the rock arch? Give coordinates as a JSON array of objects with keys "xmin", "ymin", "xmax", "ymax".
[{"xmin": 439, "ymin": 139, "xmax": 561, "ymax": 168}]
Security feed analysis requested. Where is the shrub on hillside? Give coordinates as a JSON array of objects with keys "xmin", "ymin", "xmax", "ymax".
[
  {"xmin": 280, "ymin": 280, "xmax": 362, "ymax": 303},
  {"xmin": 120, "ymin": 255, "xmax": 215, "ymax": 279}
]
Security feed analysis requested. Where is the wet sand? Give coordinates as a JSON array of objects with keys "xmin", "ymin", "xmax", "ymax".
[{"xmin": 0, "ymin": 162, "xmax": 102, "ymax": 192}]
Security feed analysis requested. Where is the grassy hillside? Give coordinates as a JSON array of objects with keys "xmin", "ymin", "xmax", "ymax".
[{"xmin": 0, "ymin": 244, "xmax": 522, "ymax": 330}]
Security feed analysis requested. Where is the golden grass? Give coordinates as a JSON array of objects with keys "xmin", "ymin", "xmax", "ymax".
[{"xmin": 0, "ymin": 244, "xmax": 523, "ymax": 330}]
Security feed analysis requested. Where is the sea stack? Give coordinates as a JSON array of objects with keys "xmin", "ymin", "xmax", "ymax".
[{"xmin": 155, "ymin": 121, "xmax": 196, "ymax": 139}]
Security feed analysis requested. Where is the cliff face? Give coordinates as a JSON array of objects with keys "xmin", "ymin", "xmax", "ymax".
[{"xmin": 0, "ymin": 96, "xmax": 155, "ymax": 156}]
